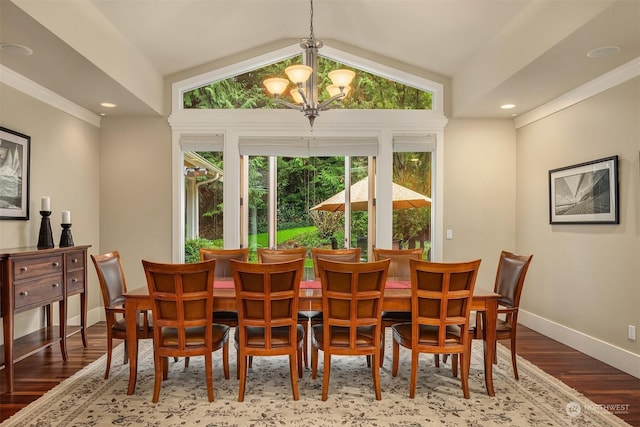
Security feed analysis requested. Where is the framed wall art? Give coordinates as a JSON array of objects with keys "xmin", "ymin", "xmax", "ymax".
[
  {"xmin": 0, "ymin": 127, "xmax": 31, "ymax": 220},
  {"xmin": 549, "ymin": 155, "xmax": 619, "ymax": 224}
]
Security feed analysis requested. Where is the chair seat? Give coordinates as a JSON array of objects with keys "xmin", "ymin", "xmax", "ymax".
[
  {"xmin": 161, "ymin": 324, "xmax": 230, "ymax": 347},
  {"xmin": 112, "ymin": 315, "xmax": 153, "ymax": 333},
  {"xmin": 468, "ymin": 318, "xmax": 511, "ymax": 335},
  {"xmin": 234, "ymin": 325, "xmax": 304, "ymax": 348},
  {"xmin": 311, "ymin": 325, "xmax": 376, "ymax": 348},
  {"xmin": 392, "ymin": 323, "xmax": 463, "ymax": 348}
]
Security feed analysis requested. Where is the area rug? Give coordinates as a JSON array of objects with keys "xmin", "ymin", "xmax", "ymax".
[{"xmin": 2, "ymin": 332, "xmax": 628, "ymax": 427}]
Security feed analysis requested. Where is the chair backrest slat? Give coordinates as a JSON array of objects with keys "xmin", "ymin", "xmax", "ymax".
[
  {"xmin": 317, "ymin": 258, "xmax": 389, "ymax": 352},
  {"xmin": 410, "ymin": 258, "xmax": 481, "ymax": 349},
  {"xmin": 231, "ymin": 259, "xmax": 304, "ymax": 350},
  {"xmin": 372, "ymin": 248, "xmax": 422, "ymax": 279},
  {"xmin": 311, "ymin": 247, "xmax": 361, "ymax": 279},
  {"xmin": 200, "ymin": 248, "xmax": 249, "ymax": 279},
  {"xmin": 143, "ymin": 259, "xmax": 216, "ymax": 352},
  {"xmin": 257, "ymin": 247, "xmax": 306, "ymax": 264}
]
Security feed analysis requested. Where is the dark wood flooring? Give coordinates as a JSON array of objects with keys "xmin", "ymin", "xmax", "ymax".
[{"xmin": 1, "ymin": 323, "xmax": 638, "ymax": 425}]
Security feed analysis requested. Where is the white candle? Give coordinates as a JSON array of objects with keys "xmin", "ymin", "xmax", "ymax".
[
  {"xmin": 62, "ymin": 210, "xmax": 71, "ymax": 224},
  {"xmin": 41, "ymin": 196, "xmax": 50, "ymax": 211}
]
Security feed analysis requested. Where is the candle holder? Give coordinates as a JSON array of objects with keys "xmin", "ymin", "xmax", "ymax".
[
  {"xmin": 59, "ymin": 223, "xmax": 74, "ymax": 247},
  {"xmin": 37, "ymin": 211, "xmax": 55, "ymax": 249}
]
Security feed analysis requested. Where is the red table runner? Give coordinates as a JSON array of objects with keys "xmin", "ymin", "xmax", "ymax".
[{"xmin": 215, "ymin": 280, "xmax": 410, "ymax": 289}]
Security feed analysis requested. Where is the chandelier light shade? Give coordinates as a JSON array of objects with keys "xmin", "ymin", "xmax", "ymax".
[{"xmin": 263, "ymin": 0, "xmax": 355, "ymax": 126}]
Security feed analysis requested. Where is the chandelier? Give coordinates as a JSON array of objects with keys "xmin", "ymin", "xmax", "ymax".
[{"xmin": 263, "ymin": 0, "xmax": 355, "ymax": 127}]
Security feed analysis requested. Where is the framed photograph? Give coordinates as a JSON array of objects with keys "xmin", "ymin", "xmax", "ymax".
[
  {"xmin": 549, "ymin": 155, "xmax": 619, "ymax": 224},
  {"xmin": 0, "ymin": 127, "xmax": 31, "ymax": 220}
]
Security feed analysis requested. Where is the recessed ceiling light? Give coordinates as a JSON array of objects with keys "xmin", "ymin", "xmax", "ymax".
[
  {"xmin": 0, "ymin": 43, "xmax": 33, "ymax": 56},
  {"xmin": 100, "ymin": 102, "xmax": 116, "ymax": 108},
  {"xmin": 501, "ymin": 104, "xmax": 516, "ymax": 109},
  {"xmin": 587, "ymin": 46, "xmax": 621, "ymax": 58}
]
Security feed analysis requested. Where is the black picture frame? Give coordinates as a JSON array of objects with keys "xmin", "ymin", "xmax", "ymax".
[
  {"xmin": 0, "ymin": 127, "xmax": 31, "ymax": 220},
  {"xmin": 549, "ymin": 155, "xmax": 619, "ymax": 224}
]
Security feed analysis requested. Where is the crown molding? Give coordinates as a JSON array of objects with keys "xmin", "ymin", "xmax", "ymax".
[
  {"xmin": 514, "ymin": 57, "xmax": 640, "ymax": 129},
  {"xmin": 0, "ymin": 65, "xmax": 101, "ymax": 128}
]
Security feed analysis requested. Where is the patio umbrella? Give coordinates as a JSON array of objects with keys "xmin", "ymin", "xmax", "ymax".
[{"xmin": 310, "ymin": 176, "xmax": 431, "ymax": 212}]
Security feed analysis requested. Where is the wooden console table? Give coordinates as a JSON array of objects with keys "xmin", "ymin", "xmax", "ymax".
[{"xmin": 0, "ymin": 245, "xmax": 91, "ymax": 392}]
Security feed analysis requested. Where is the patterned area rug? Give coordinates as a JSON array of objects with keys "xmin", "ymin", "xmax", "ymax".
[{"xmin": 2, "ymin": 332, "xmax": 628, "ymax": 427}]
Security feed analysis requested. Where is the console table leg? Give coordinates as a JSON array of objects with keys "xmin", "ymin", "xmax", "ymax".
[{"xmin": 59, "ymin": 299, "xmax": 68, "ymax": 361}]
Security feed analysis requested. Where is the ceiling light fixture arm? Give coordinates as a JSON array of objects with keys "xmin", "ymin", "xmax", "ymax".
[{"xmin": 262, "ymin": 0, "xmax": 355, "ymax": 127}]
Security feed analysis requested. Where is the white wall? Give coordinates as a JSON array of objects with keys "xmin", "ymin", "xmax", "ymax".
[
  {"xmin": 0, "ymin": 83, "xmax": 100, "ymax": 343},
  {"xmin": 516, "ymin": 77, "xmax": 640, "ymax": 371},
  {"xmin": 98, "ymin": 117, "xmax": 172, "ymax": 289},
  {"xmin": 443, "ymin": 119, "xmax": 518, "ymax": 288}
]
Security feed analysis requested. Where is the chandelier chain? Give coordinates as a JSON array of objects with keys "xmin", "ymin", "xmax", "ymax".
[{"xmin": 309, "ymin": 0, "xmax": 315, "ymax": 40}]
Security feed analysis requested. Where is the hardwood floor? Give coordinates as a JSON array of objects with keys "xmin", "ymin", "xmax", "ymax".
[{"xmin": 1, "ymin": 323, "xmax": 638, "ymax": 425}]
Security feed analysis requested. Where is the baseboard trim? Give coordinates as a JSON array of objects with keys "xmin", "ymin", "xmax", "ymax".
[
  {"xmin": 519, "ymin": 310, "xmax": 640, "ymax": 378},
  {"xmin": 67, "ymin": 307, "xmax": 104, "ymax": 328}
]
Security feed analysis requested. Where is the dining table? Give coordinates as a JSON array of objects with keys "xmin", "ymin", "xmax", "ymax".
[{"xmin": 123, "ymin": 280, "xmax": 500, "ymax": 397}]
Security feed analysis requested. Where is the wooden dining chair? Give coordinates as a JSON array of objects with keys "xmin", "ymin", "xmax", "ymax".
[
  {"xmin": 391, "ymin": 258, "xmax": 481, "ymax": 398},
  {"xmin": 91, "ymin": 251, "xmax": 153, "ymax": 379},
  {"xmin": 199, "ymin": 247, "xmax": 249, "ymax": 327},
  {"xmin": 142, "ymin": 259, "xmax": 230, "ymax": 403},
  {"xmin": 310, "ymin": 247, "xmax": 361, "ymax": 279},
  {"xmin": 311, "ymin": 258, "xmax": 390, "ymax": 401},
  {"xmin": 257, "ymin": 247, "xmax": 316, "ymax": 368},
  {"xmin": 372, "ymin": 247, "xmax": 423, "ymax": 365},
  {"xmin": 230, "ymin": 258, "xmax": 305, "ymax": 402}
]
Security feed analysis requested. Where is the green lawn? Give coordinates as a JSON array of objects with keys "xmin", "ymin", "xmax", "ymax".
[{"xmin": 250, "ymin": 226, "xmax": 316, "ymax": 249}]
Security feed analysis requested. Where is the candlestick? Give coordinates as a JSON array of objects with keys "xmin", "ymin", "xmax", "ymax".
[
  {"xmin": 59, "ymin": 223, "xmax": 74, "ymax": 247},
  {"xmin": 41, "ymin": 196, "xmax": 50, "ymax": 212},
  {"xmin": 62, "ymin": 210, "xmax": 71, "ymax": 224},
  {"xmin": 37, "ymin": 211, "xmax": 55, "ymax": 249}
]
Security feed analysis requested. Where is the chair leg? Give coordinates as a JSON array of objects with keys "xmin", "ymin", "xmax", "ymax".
[
  {"xmin": 222, "ymin": 341, "xmax": 230, "ymax": 380},
  {"xmin": 205, "ymin": 352, "xmax": 214, "ymax": 402},
  {"xmin": 289, "ymin": 353, "xmax": 300, "ymax": 400},
  {"xmin": 311, "ymin": 344, "xmax": 319, "ymax": 379},
  {"xmin": 237, "ymin": 353, "xmax": 247, "ymax": 402},
  {"xmin": 297, "ymin": 347, "xmax": 303, "ymax": 379},
  {"xmin": 372, "ymin": 352, "xmax": 382, "ymax": 400},
  {"xmin": 435, "ymin": 354, "xmax": 440, "ymax": 367},
  {"xmin": 409, "ymin": 350, "xmax": 418, "ymax": 398},
  {"xmin": 104, "ymin": 334, "xmax": 114, "ymax": 380},
  {"xmin": 152, "ymin": 353, "xmax": 163, "ymax": 403},
  {"xmin": 299, "ymin": 319, "xmax": 309, "ymax": 368},
  {"xmin": 236, "ymin": 346, "xmax": 240, "ymax": 380},
  {"xmin": 460, "ymin": 351, "xmax": 470, "ymax": 399},
  {"xmin": 321, "ymin": 351, "xmax": 331, "ymax": 401},
  {"xmin": 392, "ymin": 339, "xmax": 400, "ymax": 377},
  {"xmin": 185, "ymin": 357, "xmax": 190, "ymax": 368},
  {"xmin": 380, "ymin": 327, "xmax": 386, "ymax": 367},
  {"xmin": 510, "ymin": 332, "xmax": 519, "ymax": 380},
  {"xmin": 162, "ymin": 356, "xmax": 169, "ymax": 380},
  {"xmin": 452, "ymin": 354, "xmax": 458, "ymax": 378}
]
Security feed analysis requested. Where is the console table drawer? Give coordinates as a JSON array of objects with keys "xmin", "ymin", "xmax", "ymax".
[
  {"xmin": 13, "ymin": 255, "xmax": 63, "ymax": 281},
  {"xmin": 65, "ymin": 251, "xmax": 85, "ymax": 271},
  {"xmin": 67, "ymin": 269, "xmax": 85, "ymax": 294},
  {"xmin": 14, "ymin": 275, "xmax": 64, "ymax": 310}
]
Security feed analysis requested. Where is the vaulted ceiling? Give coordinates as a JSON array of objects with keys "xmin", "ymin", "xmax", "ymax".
[{"xmin": 1, "ymin": 0, "xmax": 638, "ymax": 120}]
